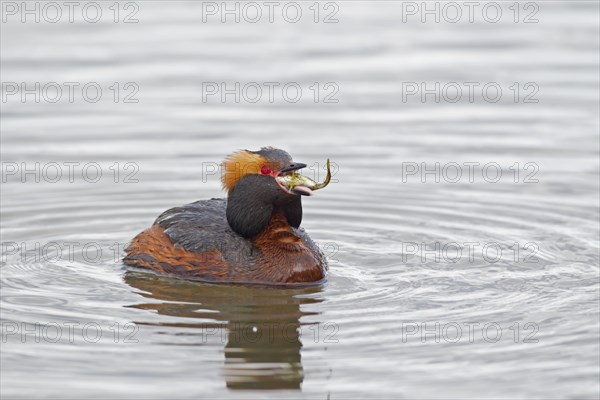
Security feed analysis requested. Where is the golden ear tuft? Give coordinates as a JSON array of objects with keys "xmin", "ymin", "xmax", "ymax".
[{"xmin": 221, "ymin": 150, "xmax": 266, "ymax": 192}]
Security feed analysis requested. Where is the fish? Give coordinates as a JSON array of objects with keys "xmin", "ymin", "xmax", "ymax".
[{"xmin": 276, "ymin": 159, "xmax": 332, "ymax": 196}]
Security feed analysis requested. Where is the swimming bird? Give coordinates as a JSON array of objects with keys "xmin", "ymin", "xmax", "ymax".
[{"xmin": 124, "ymin": 147, "xmax": 331, "ymax": 285}]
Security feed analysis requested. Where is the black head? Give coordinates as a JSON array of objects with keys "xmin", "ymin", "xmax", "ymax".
[{"xmin": 223, "ymin": 147, "xmax": 306, "ymax": 238}]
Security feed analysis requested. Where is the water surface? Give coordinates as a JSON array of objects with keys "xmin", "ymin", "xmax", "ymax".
[{"xmin": 1, "ymin": 1, "xmax": 599, "ymax": 398}]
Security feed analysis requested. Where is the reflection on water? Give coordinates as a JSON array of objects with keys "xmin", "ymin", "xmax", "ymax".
[{"xmin": 125, "ymin": 272, "xmax": 322, "ymax": 390}]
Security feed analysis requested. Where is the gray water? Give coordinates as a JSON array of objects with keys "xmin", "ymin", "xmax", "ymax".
[{"xmin": 1, "ymin": 1, "xmax": 599, "ymax": 398}]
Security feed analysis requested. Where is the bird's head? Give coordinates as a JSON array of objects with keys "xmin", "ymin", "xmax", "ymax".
[
  {"xmin": 221, "ymin": 147, "xmax": 307, "ymax": 193},
  {"xmin": 221, "ymin": 147, "xmax": 329, "ymax": 238}
]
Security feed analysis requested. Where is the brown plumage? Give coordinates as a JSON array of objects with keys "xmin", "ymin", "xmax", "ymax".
[{"xmin": 124, "ymin": 148, "xmax": 328, "ymax": 285}]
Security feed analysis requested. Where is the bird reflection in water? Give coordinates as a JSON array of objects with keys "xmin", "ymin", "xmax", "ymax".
[{"xmin": 124, "ymin": 271, "xmax": 323, "ymax": 389}]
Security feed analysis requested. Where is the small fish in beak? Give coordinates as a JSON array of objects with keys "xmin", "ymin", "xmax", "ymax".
[{"xmin": 276, "ymin": 159, "xmax": 332, "ymax": 196}]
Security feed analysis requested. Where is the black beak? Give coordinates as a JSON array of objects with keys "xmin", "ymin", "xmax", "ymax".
[{"xmin": 279, "ymin": 162, "xmax": 307, "ymax": 174}]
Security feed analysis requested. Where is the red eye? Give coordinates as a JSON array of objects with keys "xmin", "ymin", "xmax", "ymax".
[{"xmin": 261, "ymin": 165, "xmax": 272, "ymax": 175}]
